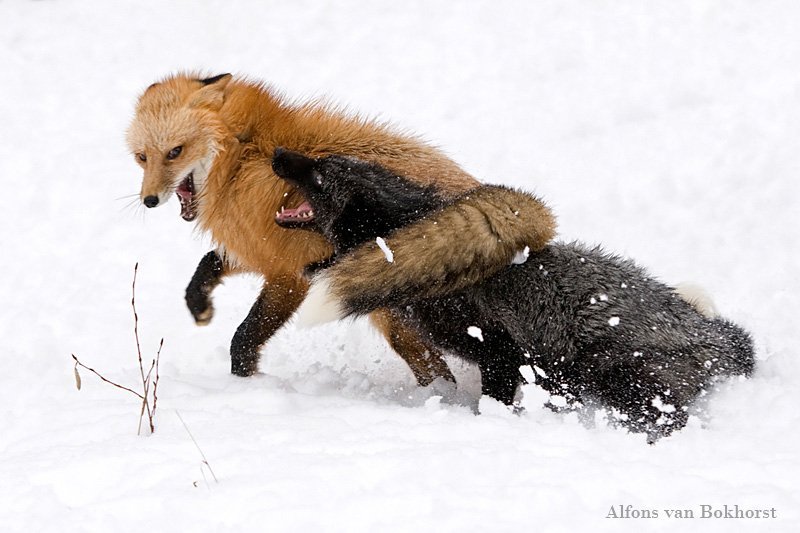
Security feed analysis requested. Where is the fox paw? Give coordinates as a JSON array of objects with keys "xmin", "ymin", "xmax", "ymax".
[
  {"xmin": 186, "ymin": 290, "xmax": 215, "ymax": 325},
  {"xmin": 230, "ymin": 353, "xmax": 259, "ymax": 377},
  {"xmin": 193, "ymin": 304, "xmax": 215, "ymax": 326}
]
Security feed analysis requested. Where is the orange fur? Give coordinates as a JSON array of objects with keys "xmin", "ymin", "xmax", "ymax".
[
  {"xmin": 127, "ymin": 73, "xmax": 477, "ymax": 275},
  {"xmin": 126, "ymin": 72, "xmax": 539, "ymax": 382}
]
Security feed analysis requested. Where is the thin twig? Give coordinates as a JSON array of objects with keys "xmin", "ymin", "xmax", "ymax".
[
  {"xmin": 72, "ymin": 262, "xmax": 163, "ymax": 436},
  {"xmin": 133, "ymin": 263, "xmax": 144, "ymax": 381},
  {"xmin": 131, "ymin": 262, "xmax": 154, "ymax": 431},
  {"xmin": 143, "ymin": 359, "xmax": 156, "ymax": 392},
  {"xmin": 152, "ymin": 338, "xmax": 163, "ymax": 426},
  {"xmin": 176, "ymin": 410, "xmax": 218, "ymax": 483},
  {"xmin": 71, "ymin": 354, "xmax": 144, "ymax": 399},
  {"xmin": 141, "ymin": 358, "xmax": 158, "ymax": 434},
  {"xmin": 137, "ymin": 360, "xmax": 153, "ymax": 435},
  {"xmin": 138, "ymin": 396, "xmax": 149, "ymax": 435}
]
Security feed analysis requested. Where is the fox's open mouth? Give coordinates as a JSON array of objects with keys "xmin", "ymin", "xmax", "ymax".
[
  {"xmin": 275, "ymin": 200, "xmax": 315, "ymax": 228},
  {"xmin": 176, "ymin": 172, "xmax": 196, "ymax": 221}
]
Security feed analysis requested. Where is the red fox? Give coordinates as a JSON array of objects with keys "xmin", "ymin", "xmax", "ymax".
[{"xmin": 126, "ymin": 72, "xmax": 559, "ymax": 384}]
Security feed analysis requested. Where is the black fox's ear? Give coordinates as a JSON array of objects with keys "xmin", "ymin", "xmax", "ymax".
[
  {"xmin": 189, "ymin": 73, "xmax": 232, "ymax": 110},
  {"xmin": 199, "ymin": 73, "xmax": 231, "ymax": 86}
]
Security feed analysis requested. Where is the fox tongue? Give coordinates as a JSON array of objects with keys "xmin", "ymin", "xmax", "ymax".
[
  {"xmin": 276, "ymin": 200, "xmax": 315, "ymax": 224},
  {"xmin": 176, "ymin": 174, "xmax": 196, "ymax": 221}
]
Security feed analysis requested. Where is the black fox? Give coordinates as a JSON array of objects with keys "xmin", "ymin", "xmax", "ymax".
[{"xmin": 272, "ymin": 148, "xmax": 755, "ymax": 440}]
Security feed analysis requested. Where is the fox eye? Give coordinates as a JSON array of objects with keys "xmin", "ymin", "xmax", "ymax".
[
  {"xmin": 166, "ymin": 146, "xmax": 183, "ymax": 160},
  {"xmin": 314, "ymin": 172, "xmax": 324, "ymax": 186},
  {"xmin": 136, "ymin": 153, "xmax": 147, "ymax": 163}
]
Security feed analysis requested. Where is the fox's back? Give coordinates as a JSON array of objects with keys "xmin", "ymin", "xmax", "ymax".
[{"xmin": 474, "ymin": 242, "xmax": 753, "ymax": 373}]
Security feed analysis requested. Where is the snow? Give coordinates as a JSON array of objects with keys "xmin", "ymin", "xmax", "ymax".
[
  {"xmin": 608, "ymin": 316, "xmax": 621, "ymax": 327},
  {"xmin": 511, "ymin": 245, "xmax": 530, "ymax": 265},
  {"xmin": 651, "ymin": 396, "xmax": 677, "ymax": 414},
  {"xmin": 467, "ymin": 326, "xmax": 484, "ymax": 342},
  {"xmin": 548, "ymin": 395, "xmax": 569, "ymax": 409},
  {"xmin": 2, "ymin": 1, "xmax": 799, "ymax": 531},
  {"xmin": 518, "ymin": 365, "xmax": 536, "ymax": 384},
  {"xmin": 375, "ymin": 236, "xmax": 394, "ymax": 263}
]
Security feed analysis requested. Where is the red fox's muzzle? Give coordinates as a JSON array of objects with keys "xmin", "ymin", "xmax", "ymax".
[{"xmin": 140, "ymin": 169, "xmax": 198, "ymax": 221}]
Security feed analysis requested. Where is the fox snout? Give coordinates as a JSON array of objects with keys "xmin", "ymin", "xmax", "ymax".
[
  {"xmin": 140, "ymin": 182, "xmax": 169, "ymax": 208},
  {"xmin": 272, "ymin": 147, "xmax": 315, "ymax": 183},
  {"xmin": 138, "ymin": 166, "xmax": 173, "ymax": 208},
  {"xmin": 139, "ymin": 172, "xmax": 177, "ymax": 213}
]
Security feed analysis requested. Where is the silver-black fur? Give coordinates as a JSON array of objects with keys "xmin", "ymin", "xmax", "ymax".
[{"xmin": 272, "ymin": 149, "xmax": 755, "ymax": 441}]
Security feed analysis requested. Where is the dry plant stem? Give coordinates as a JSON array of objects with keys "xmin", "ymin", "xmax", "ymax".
[
  {"xmin": 72, "ymin": 262, "xmax": 162, "ymax": 436},
  {"xmin": 139, "ymin": 359, "xmax": 156, "ymax": 435},
  {"xmin": 71, "ymin": 354, "xmax": 144, "ymax": 399},
  {"xmin": 152, "ymin": 339, "xmax": 163, "ymax": 420},
  {"xmin": 131, "ymin": 262, "xmax": 154, "ymax": 432},
  {"xmin": 176, "ymin": 410, "xmax": 219, "ymax": 483}
]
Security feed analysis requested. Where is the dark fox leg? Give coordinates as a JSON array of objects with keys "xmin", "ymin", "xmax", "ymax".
[
  {"xmin": 228, "ymin": 274, "xmax": 457, "ymax": 383},
  {"xmin": 476, "ymin": 332, "xmax": 527, "ymax": 406},
  {"xmin": 479, "ymin": 354, "xmax": 525, "ymax": 406},
  {"xmin": 230, "ymin": 273, "xmax": 309, "ymax": 377},
  {"xmin": 371, "ymin": 310, "xmax": 455, "ymax": 386},
  {"xmin": 185, "ymin": 250, "xmax": 227, "ymax": 325}
]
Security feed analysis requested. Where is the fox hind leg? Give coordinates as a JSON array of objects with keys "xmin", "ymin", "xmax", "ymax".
[{"xmin": 370, "ymin": 310, "xmax": 456, "ymax": 386}]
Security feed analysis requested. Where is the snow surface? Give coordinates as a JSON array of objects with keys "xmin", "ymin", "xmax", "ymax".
[{"xmin": 2, "ymin": 1, "xmax": 799, "ymax": 531}]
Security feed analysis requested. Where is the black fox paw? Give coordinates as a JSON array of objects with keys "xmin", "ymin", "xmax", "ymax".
[
  {"xmin": 193, "ymin": 304, "xmax": 214, "ymax": 326},
  {"xmin": 185, "ymin": 290, "xmax": 214, "ymax": 325},
  {"xmin": 231, "ymin": 356, "xmax": 258, "ymax": 377}
]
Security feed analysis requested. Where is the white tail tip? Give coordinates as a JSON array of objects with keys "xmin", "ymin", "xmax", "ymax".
[
  {"xmin": 294, "ymin": 275, "xmax": 345, "ymax": 328},
  {"xmin": 675, "ymin": 282, "xmax": 719, "ymax": 318}
]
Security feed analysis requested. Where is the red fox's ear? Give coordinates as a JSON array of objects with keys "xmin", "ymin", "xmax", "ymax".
[
  {"xmin": 189, "ymin": 73, "xmax": 232, "ymax": 110},
  {"xmin": 199, "ymin": 73, "xmax": 231, "ymax": 86}
]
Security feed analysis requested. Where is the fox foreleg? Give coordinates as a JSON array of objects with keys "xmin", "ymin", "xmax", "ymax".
[
  {"xmin": 185, "ymin": 250, "xmax": 227, "ymax": 325},
  {"xmin": 230, "ymin": 273, "xmax": 308, "ymax": 377}
]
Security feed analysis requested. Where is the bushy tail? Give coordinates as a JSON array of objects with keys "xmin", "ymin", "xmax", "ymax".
[{"xmin": 294, "ymin": 185, "xmax": 556, "ymax": 326}]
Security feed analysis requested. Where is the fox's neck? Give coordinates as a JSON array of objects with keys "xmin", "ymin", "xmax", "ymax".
[
  {"xmin": 220, "ymin": 80, "xmax": 286, "ymax": 142},
  {"xmin": 199, "ymin": 80, "xmax": 287, "ymax": 228}
]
